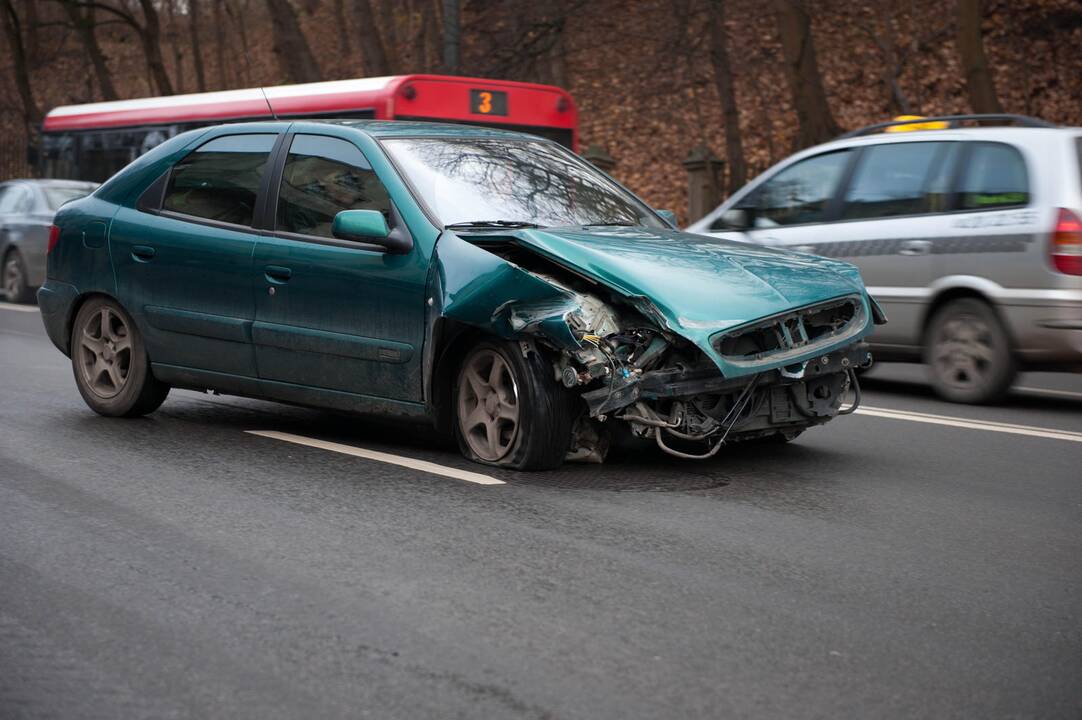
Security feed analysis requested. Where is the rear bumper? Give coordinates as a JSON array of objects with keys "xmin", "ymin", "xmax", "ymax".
[{"xmin": 36, "ymin": 280, "xmax": 79, "ymax": 356}]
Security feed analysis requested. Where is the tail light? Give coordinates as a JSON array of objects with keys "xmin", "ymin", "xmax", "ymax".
[{"xmin": 47, "ymin": 224, "xmax": 60, "ymax": 254}]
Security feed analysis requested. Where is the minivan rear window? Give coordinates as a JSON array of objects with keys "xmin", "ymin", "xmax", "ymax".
[{"xmin": 959, "ymin": 142, "xmax": 1029, "ymax": 210}]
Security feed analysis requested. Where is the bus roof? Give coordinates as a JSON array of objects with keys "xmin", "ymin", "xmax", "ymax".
[{"xmin": 42, "ymin": 75, "xmax": 577, "ymax": 133}]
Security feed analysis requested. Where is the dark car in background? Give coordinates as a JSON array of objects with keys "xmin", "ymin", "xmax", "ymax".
[{"xmin": 1, "ymin": 179, "xmax": 98, "ymax": 303}]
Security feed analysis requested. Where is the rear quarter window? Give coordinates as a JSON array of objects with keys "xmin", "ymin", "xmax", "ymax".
[{"xmin": 959, "ymin": 142, "xmax": 1029, "ymax": 210}]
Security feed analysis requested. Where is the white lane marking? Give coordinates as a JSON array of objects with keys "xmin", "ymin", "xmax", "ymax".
[
  {"xmin": 245, "ymin": 430, "xmax": 506, "ymax": 485},
  {"xmin": 855, "ymin": 405, "xmax": 1082, "ymax": 443},
  {"xmin": 0, "ymin": 302, "xmax": 40, "ymax": 313},
  {"xmin": 1015, "ymin": 386, "xmax": 1082, "ymax": 401}
]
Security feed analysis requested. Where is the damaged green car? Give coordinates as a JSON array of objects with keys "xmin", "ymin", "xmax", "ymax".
[{"xmin": 41, "ymin": 120, "xmax": 884, "ymax": 469}]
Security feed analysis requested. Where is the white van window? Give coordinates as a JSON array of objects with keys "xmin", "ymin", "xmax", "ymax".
[
  {"xmin": 959, "ymin": 143, "xmax": 1029, "ymax": 210},
  {"xmin": 841, "ymin": 142, "xmax": 947, "ymax": 220},
  {"xmin": 751, "ymin": 150, "xmax": 851, "ymax": 227}
]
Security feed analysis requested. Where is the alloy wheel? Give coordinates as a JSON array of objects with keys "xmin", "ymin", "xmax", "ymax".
[
  {"xmin": 77, "ymin": 306, "xmax": 132, "ymax": 399},
  {"xmin": 2, "ymin": 257, "xmax": 23, "ymax": 299},
  {"xmin": 931, "ymin": 312, "xmax": 997, "ymax": 392},
  {"xmin": 457, "ymin": 348, "xmax": 521, "ymax": 461}
]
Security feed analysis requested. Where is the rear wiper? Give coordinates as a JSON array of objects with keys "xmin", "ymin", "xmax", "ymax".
[{"xmin": 445, "ymin": 220, "xmax": 542, "ymax": 230}]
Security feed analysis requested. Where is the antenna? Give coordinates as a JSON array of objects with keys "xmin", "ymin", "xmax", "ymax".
[{"xmin": 259, "ymin": 85, "xmax": 278, "ymax": 121}]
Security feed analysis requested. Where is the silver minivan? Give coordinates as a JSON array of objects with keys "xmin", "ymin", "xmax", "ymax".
[{"xmin": 688, "ymin": 115, "xmax": 1082, "ymax": 403}]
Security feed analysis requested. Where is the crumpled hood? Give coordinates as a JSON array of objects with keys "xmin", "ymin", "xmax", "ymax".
[{"xmin": 500, "ymin": 225, "xmax": 869, "ymax": 336}]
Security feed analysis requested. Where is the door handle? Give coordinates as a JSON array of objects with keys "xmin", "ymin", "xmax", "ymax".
[
  {"xmin": 264, "ymin": 265, "xmax": 292, "ymax": 282},
  {"xmin": 131, "ymin": 245, "xmax": 156, "ymax": 261},
  {"xmin": 898, "ymin": 240, "xmax": 932, "ymax": 256}
]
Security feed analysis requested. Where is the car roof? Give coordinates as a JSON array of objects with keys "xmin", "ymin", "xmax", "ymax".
[
  {"xmin": 812, "ymin": 125, "xmax": 1082, "ymax": 153},
  {"xmin": 221, "ymin": 118, "xmax": 547, "ymax": 143}
]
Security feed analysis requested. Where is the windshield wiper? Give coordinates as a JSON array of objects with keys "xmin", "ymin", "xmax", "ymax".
[
  {"xmin": 445, "ymin": 220, "xmax": 542, "ymax": 230},
  {"xmin": 582, "ymin": 221, "xmax": 639, "ymax": 227}
]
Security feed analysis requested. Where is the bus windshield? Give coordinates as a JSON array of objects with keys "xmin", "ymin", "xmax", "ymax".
[{"xmin": 383, "ymin": 137, "xmax": 663, "ymax": 229}]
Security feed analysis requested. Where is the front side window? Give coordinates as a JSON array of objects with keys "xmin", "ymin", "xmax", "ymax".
[
  {"xmin": 163, "ymin": 134, "xmax": 276, "ymax": 226},
  {"xmin": 840, "ymin": 142, "xmax": 949, "ymax": 220},
  {"xmin": 751, "ymin": 150, "xmax": 852, "ymax": 227},
  {"xmin": 959, "ymin": 142, "xmax": 1029, "ymax": 210},
  {"xmin": 382, "ymin": 137, "xmax": 665, "ymax": 228},
  {"xmin": 276, "ymin": 135, "xmax": 391, "ymax": 238}
]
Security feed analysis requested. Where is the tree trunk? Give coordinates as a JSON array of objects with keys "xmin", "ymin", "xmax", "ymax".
[
  {"xmin": 442, "ymin": 0, "xmax": 459, "ymax": 74},
  {"xmin": 333, "ymin": 0, "xmax": 351, "ymax": 71},
  {"xmin": 213, "ymin": 0, "xmax": 227, "ymax": 87},
  {"xmin": 353, "ymin": 0, "xmax": 392, "ymax": 75},
  {"xmin": 166, "ymin": 0, "xmax": 184, "ymax": 93},
  {"xmin": 774, "ymin": 0, "xmax": 839, "ymax": 148},
  {"xmin": 61, "ymin": 0, "xmax": 119, "ymax": 100},
  {"xmin": 707, "ymin": 0, "xmax": 746, "ymax": 195},
  {"xmin": 0, "ymin": 0, "xmax": 41, "ymax": 127},
  {"xmin": 955, "ymin": 0, "xmax": 1002, "ymax": 114},
  {"xmin": 138, "ymin": 0, "xmax": 176, "ymax": 95},
  {"xmin": 189, "ymin": 0, "xmax": 207, "ymax": 91},
  {"xmin": 265, "ymin": 0, "xmax": 322, "ymax": 83}
]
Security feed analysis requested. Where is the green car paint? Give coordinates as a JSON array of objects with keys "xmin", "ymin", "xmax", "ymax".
[{"xmin": 41, "ymin": 118, "xmax": 882, "ymax": 445}]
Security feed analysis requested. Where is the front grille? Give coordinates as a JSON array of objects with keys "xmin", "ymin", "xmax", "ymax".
[{"xmin": 714, "ymin": 295, "xmax": 865, "ymax": 366}]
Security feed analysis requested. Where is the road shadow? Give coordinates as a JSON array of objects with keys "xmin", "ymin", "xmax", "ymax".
[{"xmin": 859, "ymin": 374, "xmax": 1082, "ymax": 413}]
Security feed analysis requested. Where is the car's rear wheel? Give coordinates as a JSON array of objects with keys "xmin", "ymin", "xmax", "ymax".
[
  {"xmin": 2, "ymin": 249, "xmax": 32, "ymax": 304},
  {"xmin": 71, "ymin": 297, "xmax": 170, "ymax": 417},
  {"xmin": 453, "ymin": 340, "xmax": 575, "ymax": 470},
  {"xmin": 924, "ymin": 298, "xmax": 1015, "ymax": 404}
]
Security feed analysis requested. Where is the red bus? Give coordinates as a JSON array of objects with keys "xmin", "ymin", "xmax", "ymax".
[{"xmin": 40, "ymin": 74, "xmax": 578, "ymax": 182}]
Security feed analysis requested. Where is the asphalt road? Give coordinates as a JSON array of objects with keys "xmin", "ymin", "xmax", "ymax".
[{"xmin": 2, "ymin": 300, "xmax": 1080, "ymax": 720}]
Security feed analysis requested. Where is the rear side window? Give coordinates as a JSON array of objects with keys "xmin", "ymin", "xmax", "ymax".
[
  {"xmin": 959, "ymin": 142, "xmax": 1029, "ymax": 210},
  {"xmin": 840, "ymin": 142, "xmax": 952, "ymax": 220},
  {"xmin": 163, "ymin": 134, "xmax": 276, "ymax": 226},
  {"xmin": 276, "ymin": 134, "xmax": 391, "ymax": 239},
  {"xmin": 751, "ymin": 150, "xmax": 852, "ymax": 227}
]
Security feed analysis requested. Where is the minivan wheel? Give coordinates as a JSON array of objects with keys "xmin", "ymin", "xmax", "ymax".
[
  {"xmin": 71, "ymin": 297, "xmax": 170, "ymax": 417},
  {"xmin": 453, "ymin": 340, "xmax": 575, "ymax": 470},
  {"xmin": 925, "ymin": 298, "xmax": 1015, "ymax": 404},
  {"xmin": 2, "ymin": 250, "xmax": 31, "ymax": 304}
]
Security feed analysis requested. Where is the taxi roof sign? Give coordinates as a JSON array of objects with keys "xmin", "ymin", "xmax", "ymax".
[{"xmin": 883, "ymin": 115, "xmax": 950, "ymax": 133}]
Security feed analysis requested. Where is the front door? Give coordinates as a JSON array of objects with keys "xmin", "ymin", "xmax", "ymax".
[
  {"xmin": 252, "ymin": 133, "xmax": 428, "ymax": 402},
  {"xmin": 111, "ymin": 132, "xmax": 279, "ymax": 377}
]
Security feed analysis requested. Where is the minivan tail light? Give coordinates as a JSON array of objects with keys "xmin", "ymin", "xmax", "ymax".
[
  {"xmin": 47, "ymin": 225, "xmax": 60, "ymax": 254},
  {"xmin": 1051, "ymin": 209, "xmax": 1082, "ymax": 275}
]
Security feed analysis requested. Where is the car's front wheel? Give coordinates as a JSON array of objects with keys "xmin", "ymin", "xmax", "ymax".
[
  {"xmin": 453, "ymin": 340, "xmax": 575, "ymax": 470},
  {"xmin": 71, "ymin": 297, "xmax": 170, "ymax": 417},
  {"xmin": 924, "ymin": 298, "xmax": 1016, "ymax": 404},
  {"xmin": 2, "ymin": 249, "xmax": 32, "ymax": 304}
]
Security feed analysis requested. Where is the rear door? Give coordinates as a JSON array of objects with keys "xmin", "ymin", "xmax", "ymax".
[
  {"xmin": 803, "ymin": 140, "xmax": 960, "ymax": 348},
  {"xmin": 111, "ymin": 132, "xmax": 280, "ymax": 377},
  {"xmin": 251, "ymin": 133, "xmax": 428, "ymax": 402}
]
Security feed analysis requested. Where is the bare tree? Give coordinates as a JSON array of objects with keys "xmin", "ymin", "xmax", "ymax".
[
  {"xmin": 60, "ymin": 0, "xmax": 119, "ymax": 100},
  {"xmin": 353, "ymin": 0, "xmax": 392, "ymax": 75},
  {"xmin": 773, "ymin": 0, "xmax": 839, "ymax": 148},
  {"xmin": 956, "ymin": 0, "xmax": 1003, "ymax": 113},
  {"xmin": 707, "ymin": 0, "xmax": 746, "ymax": 194},
  {"xmin": 442, "ymin": 0, "xmax": 459, "ymax": 74},
  {"xmin": 333, "ymin": 0, "xmax": 351, "ymax": 71},
  {"xmin": 0, "ymin": 0, "xmax": 41, "ymax": 129},
  {"xmin": 265, "ymin": 0, "xmax": 321, "ymax": 83},
  {"xmin": 857, "ymin": 5, "xmax": 913, "ymax": 115},
  {"xmin": 73, "ymin": 0, "xmax": 175, "ymax": 95},
  {"xmin": 189, "ymin": 0, "xmax": 207, "ymax": 91},
  {"xmin": 213, "ymin": 0, "xmax": 228, "ymax": 87}
]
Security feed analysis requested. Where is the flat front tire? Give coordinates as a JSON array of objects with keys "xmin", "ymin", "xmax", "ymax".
[
  {"xmin": 924, "ymin": 298, "xmax": 1015, "ymax": 404},
  {"xmin": 453, "ymin": 339, "xmax": 575, "ymax": 470},
  {"xmin": 71, "ymin": 297, "xmax": 170, "ymax": 417}
]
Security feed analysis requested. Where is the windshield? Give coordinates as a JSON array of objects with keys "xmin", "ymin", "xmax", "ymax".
[
  {"xmin": 43, "ymin": 186, "xmax": 94, "ymax": 211},
  {"xmin": 382, "ymin": 137, "xmax": 665, "ymax": 229}
]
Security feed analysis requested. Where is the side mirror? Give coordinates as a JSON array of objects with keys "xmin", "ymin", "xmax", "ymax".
[
  {"xmin": 655, "ymin": 209, "xmax": 677, "ymax": 227},
  {"xmin": 718, "ymin": 208, "xmax": 751, "ymax": 231},
  {"xmin": 332, "ymin": 209, "xmax": 411, "ymax": 254}
]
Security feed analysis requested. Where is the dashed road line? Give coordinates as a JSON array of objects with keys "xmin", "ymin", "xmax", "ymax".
[
  {"xmin": 855, "ymin": 405, "xmax": 1082, "ymax": 443},
  {"xmin": 0, "ymin": 302, "xmax": 40, "ymax": 313},
  {"xmin": 245, "ymin": 430, "xmax": 506, "ymax": 485}
]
